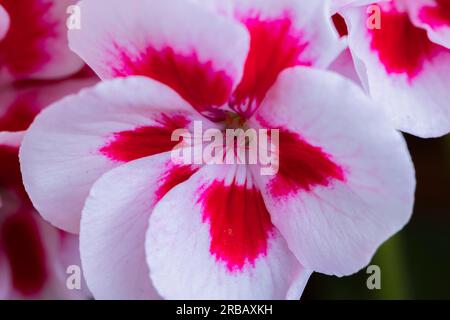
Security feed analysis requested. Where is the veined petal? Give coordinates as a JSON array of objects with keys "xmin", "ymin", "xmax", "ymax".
[
  {"xmin": 331, "ymin": 0, "xmax": 383, "ymax": 13},
  {"xmin": 146, "ymin": 164, "xmax": 302, "ymax": 299},
  {"xmin": 20, "ymin": 76, "xmax": 214, "ymax": 233},
  {"xmin": 68, "ymin": 0, "xmax": 249, "ymax": 115},
  {"xmin": 249, "ymin": 67, "xmax": 415, "ymax": 276},
  {"xmin": 213, "ymin": 0, "xmax": 344, "ymax": 115},
  {"xmin": 0, "ymin": 131, "xmax": 24, "ymax": 147},
  {"xmin": 0, "ymin": 0, "xmax": 84, "ymax": 83},
  {"xmin": 344, "ymin": 3, "xmax": 450, "ymax": 137},
  {"xmin": 80, "ymin": 153, "xmax": 198, "ymax": 299}
]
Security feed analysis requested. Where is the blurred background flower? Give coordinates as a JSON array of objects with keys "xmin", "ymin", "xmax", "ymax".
[{"xmin": 0, "ymin": 0, "xmax": 97, "ymax": 299}]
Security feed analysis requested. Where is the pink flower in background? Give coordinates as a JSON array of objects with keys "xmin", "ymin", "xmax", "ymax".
[
  {"xmin": 0, "ymin": 138, "xmax": 90, "ymax": 299},
  {"xmin": 337, "ymin": 0, "xmax": 450, "ymax": 137},
  {"xmin": 0, "ymin": 0, "xmax": 83, "ymax": 85},
  {"xmin": 20, "ymin": 0, "xmax": 415, "ymax": 300}
]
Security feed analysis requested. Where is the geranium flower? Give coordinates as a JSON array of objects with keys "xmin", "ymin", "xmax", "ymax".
[
  {"xmin": 20, "ymin": 0, "xmax": 415, "ymax": 299},
  {"xmin": 339, "ymin": 0, "xmax": 450, "ymax": 137},
  {"xmin": 0, "ymin": 5, "xmax": 9, "ymax": 41},
  {"xmin": 0, "ymin": 0, "xmax": 83, "ymax": 84}
]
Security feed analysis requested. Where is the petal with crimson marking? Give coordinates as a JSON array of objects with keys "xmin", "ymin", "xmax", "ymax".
[
  {"xmin": 20, "ymin": 76, "xmax": 215, "ymax": 233},
  {"xmin": 343, "ymin": 3, "xmax": 450, "ymax": 137},
  {"xmin": 212, "ymin": 0, "xmax": 344, "ymax": 115},
  {"xmin": 80, "ymin": 153, "xmax": 199, "ymax": 299},
  {"xmin": 406, "ymin": 0, "xmax": 450, "ymax": 49},
  {"xmin": 249, "ymin": 67, "xmax": 415, "ymax": 276},
  {"xmin": 0, "ymin": 0, "xmax": 84, "ymax": 84},
  {"xmin": 146, "ymin": 164, "xmax": 302, "ymax": 299},
  {"xmin": 68, "ymin": 0, "xmax": 249, "ymax": 116}
]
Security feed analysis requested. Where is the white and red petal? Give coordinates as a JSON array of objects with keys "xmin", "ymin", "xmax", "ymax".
[
  {"xmin": 331, "ymin": 0, "xmax": 383, "ymax": 12},
  {"xmin": 80, "ymin": 153, "xmax": 200, "ymax": 299},
  {"xmin": 20, "ymin": 76, "xmax": 215, "ymax": 233},
  {"xmin": 212, "ymin": 0, "xmax": 344, "ymax": 115},
  {"xmin": 249, "ymin": 67, "xmax": 415, "ymax": 276},
  {"xmin": 68, "ymin": 0, "xmax": 249, "ymax": 116},
  {"xmin": 344, "ymin": 3, "xmax": 450, "ymax": 137},
  {"xmin": 0, "ymin": 0, "xmax": 84, "ymax": 84},
  {"xmin": 0, "ymin": 4, "xmax": 9, "ymax": 41},
  {"xmin": 146, "ymin": 164, "xmax": 303, "ymax": 299},
  {"xmin": 406, "ymin": 0, "xmax": 450, "ymax": 49}
]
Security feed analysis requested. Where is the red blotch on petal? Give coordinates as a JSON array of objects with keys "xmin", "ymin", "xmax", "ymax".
[
  {"xmin": 369, "ymin": 8, "xmax": 441, "ymax": 80},
  {"xmin": 1, "ymin": 211, "xmax": 48, "ymax": 296},
  {"xmin": 113, "ymin": 46, "xmax": 233, "ymax": 115},
  {"xmin": 198, "ymin": 180, "xmax": 274, "ymax": 272},
  {"xmin": 0, "ymin": 0, "xmax": 57, "ymax": 76},
  {"xmin": 100, "ymin": 114, "xmax": 190, "ymax": 162},
  {"xmin": 230, "ymin": 15, "xmax": 312, "ymax": 116},
  {"xmin": 269, "ymin": 129, "xmax": 345, "ymax": 198},
  {"xmin": 155, "ymin": 164, "xmax": 199, "ymax": 202},
  {"xmin": 419, "ymin": 0, "xmax": 450, "ymax": 29}
]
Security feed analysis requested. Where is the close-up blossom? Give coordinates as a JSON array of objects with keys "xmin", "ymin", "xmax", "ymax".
[
  {"xmin": 0, "ymin": 0, "xmax": 449, "ymax": 303},
  {"xmin": 19, "ymin": 0, "xmax": 416, "ymax": 299}
]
